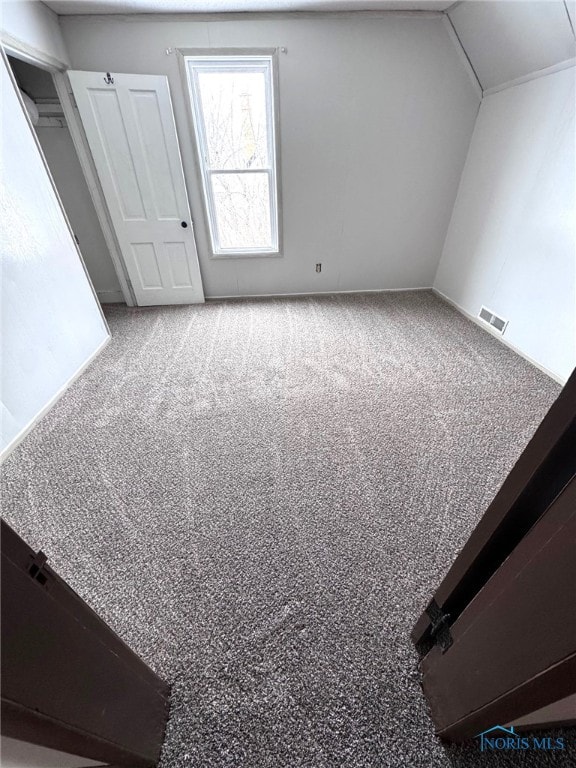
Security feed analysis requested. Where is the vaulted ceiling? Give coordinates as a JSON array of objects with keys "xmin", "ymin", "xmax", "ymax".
[
  {"xmin": 448, "ymin": 1, "xmax": 575, "ymax": 91},
  {"xmin": 43, "ymin": 0, "xmax": 576, "ymax": 93}
]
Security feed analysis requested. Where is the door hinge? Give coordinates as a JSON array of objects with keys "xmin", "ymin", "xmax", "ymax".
[
  {"xmin": 28, "ymin": 550, "xmax": 49, "ymax": 586},
  {"xmin": 426, "ymin": 599, "xmax": 453, "ymax": 653}
]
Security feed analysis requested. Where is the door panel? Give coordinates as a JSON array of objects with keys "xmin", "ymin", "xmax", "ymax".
[
  {"xmin": 420, "ymin": 477, "xmax": 576, "ymax": 740},
  {"xmin": 90, "ymin": 89, "xmax": 146, "ymax": 220},
  {"xmin": 129, "ymin": 90, "xmax": 180, "ymax": 219},
  {"xmin": 1, "ymin": 520, "xmax": 169, "ymax": 766},
  {"xmin": 132, "ymin": 242, "xmax": 163, "ymax": 289},
  {"xmin": 166, "ymin": 241, "xmax": 194, "ymax": 286},
  {"xmin": 69, "ymin": 70, "xmax": 204, "ymax": 306},
  {"xmin": 413, "ymin": 370, "xmax": 576, "ymax": 741},
  {"xmin": 412, "ymin": 369, "xmax": 576, "ymax": 649}
]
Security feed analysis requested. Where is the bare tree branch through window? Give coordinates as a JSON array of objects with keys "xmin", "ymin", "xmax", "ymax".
[{"xmin": 187, "ymin": 58, "xmax": 278, "ymax": 254}]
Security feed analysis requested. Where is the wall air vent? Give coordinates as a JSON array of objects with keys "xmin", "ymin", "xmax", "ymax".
[{"xmin": 479, "ymin": 306, "xmax": 508, "ymax": 334}]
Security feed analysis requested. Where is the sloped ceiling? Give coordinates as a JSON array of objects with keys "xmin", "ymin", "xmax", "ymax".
[
  {"xmin": 448, "ymin": 1, "xmax": 576, "ymax": 91},
  {"xmin": 44, "ymin": 0, "xmax": 453, "ymax": 13},
  {"xmin": 43, "ymin": 0, "xmax": 576, "ymax": 93}
]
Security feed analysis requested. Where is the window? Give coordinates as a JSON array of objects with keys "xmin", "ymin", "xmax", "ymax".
[{"xmin": 185, "ymin": 54, "xmax": 280, "ymax": 256}]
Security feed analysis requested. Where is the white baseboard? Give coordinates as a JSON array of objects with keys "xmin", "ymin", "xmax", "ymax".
[
  {"xmin": 0, "ymin": 335, "xmax": 110, "ymax": 463},
  {"xmin": 97, "ymin": 290, "xmax": 125, "ymax": 304},
  {"xmin": 206, "ymin": 286, "xmax": 432, "ymax": 301},
  {"xmin": 433, "ymin": 288, "xmax": 566, "ymax": 386}
]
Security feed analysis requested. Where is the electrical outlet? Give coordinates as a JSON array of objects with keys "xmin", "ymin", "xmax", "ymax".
[{"xmin": 315, "ymin": 263, "xmax": 322, "ymax": 273}]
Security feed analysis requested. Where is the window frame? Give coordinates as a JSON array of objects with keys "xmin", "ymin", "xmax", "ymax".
[{"xmin": 182, "ymin": 49, "xmax": 282, "ymax": 258}]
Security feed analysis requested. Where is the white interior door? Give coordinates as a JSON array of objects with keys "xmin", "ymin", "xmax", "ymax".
[{"xmin": 68, "ymin": 70, "xmax": 204, "ymax": 306}]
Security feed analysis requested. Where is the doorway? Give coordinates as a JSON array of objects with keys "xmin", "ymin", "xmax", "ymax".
[
  {"xmin": 7, "ymin": 54, "xmax": 205, "ymax": 308},
  {"xmin": 6, "ymin": 55, "xmax": 125, "ymax": 307}
]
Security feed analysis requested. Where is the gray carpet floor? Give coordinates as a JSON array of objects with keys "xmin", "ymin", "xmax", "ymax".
[{"xmin": 1, "ymin": 290, "xmax": 571, "ymax": 767}]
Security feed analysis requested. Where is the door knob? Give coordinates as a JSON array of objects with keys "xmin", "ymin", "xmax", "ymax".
[{"xmin": 181, "ymin": 221, "xmax": 188, "ymax": 228}]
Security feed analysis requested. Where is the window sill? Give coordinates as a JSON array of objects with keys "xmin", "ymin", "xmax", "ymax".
[{"xmin": 210, "ymin": 251, "xmax": 283, "ymax": 260}]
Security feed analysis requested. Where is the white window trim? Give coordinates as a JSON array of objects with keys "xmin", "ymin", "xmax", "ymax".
[{"xmin": 182, "ymin": 50, "xmax": 282, "ymax": 259}]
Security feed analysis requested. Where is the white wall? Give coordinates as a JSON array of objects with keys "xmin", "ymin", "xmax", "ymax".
[
  {"xmin": 434, "ymin": 66, "xmax": 576, "ymax": 383},
  {"xmin": 60, "ymin": 12, "xmax": 480, "ymax": 298},
  {"xmin": 0, "ymin": 54, "xmax": 109, "ymax": 457},
  {"xmin": 1, "ymin": 0, "xmax": 70, "ymax": 67},
  {"xmin": 37, "ymin": 125, "xmax": 123, "ymax": 302}
]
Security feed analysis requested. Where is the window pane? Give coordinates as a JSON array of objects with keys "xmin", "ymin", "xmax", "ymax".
[
  {"xmin": 212, "ymin": 173, "xmax": 272, "ymax": 250},
  {"xmin": 197, "ymin": 70, "xmax": 269, "ymax": 170}
]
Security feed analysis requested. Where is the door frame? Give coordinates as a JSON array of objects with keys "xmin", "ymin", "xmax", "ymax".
[
  {"xmin": 413, "ymin": 369, "xmax": 576, "ymax": 740},
  {"xmin": 420, "ymin": 476, "xmax": 576, "ymax": 741},
  {"xmin": 1, "ymin": 35, "xmax": 136, "ymax": 306},
  {"xmin": 412, "ymin": 369, "xmax": 576, "ymax": 649}
]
